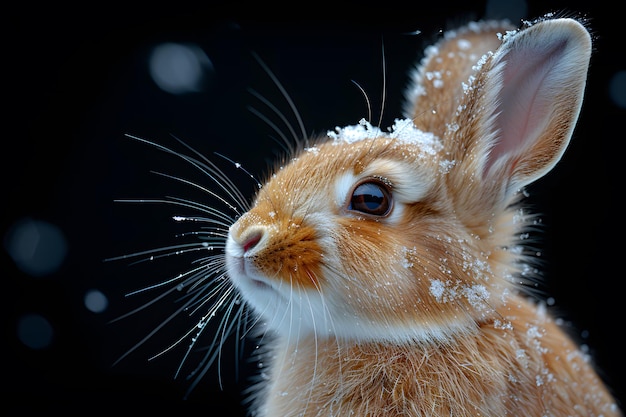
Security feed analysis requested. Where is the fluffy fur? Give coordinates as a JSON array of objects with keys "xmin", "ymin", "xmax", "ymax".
[{"xmin": 222, "ymin": 15, "xmax": 622, "ymax": 416}]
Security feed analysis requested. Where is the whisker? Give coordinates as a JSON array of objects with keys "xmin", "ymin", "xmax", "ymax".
[
  {"xmin": 164, "ymin": 285, "xmax": 234, "ymax": 370},
  {"xmin": 238, "ymin": 306, "xmax": 265, "ymax": 341},
  {"xmin": 125, "ymin": 133, "xmax": 249, "ymax": 214},
  {"xmin": 307, "ymin": 265, "xmax": 345, "ymax": 400},
  {"xmin": 214, "ymin": 152, "xmax": 263, "ymax": 190},
  {"xmin": 184, "ymin": 299, "xmax": 246, "ymax": 398},
  {"xmin": 234, "ymin": 296, "xmax": 251, "ymax": 373},
  {"xmin": 248, "ymin": 89, "xmax": 297, "ymax": 155},
  {"xmin": 108, "ymin": 129, "xmax": 266, "ymax": 403},
  {"xmin": 167, "ymin": 196, "xmax": 236, "ymax": 225},
  {"xmin": 247, "ymin": 105, "xmax": 294, "ymax": 156},
  {"xmin": 105, "ymin": 242, "xmax": 212, "ymax": 264},
  {"xmin": 109, "ymin": 283, "xmax": 178, "ymax": 325},
  {"xmin": 132, "ymin": 262, "xmax": 214, "ymax": 296},
  {"xmin": 351, "ymin": 79, "xmax": 373, "ymax": 123},
  {"xmin": 183, "ymin": 270, "xmax": 229, "ymax": 316},
  {"xmin": 111, "ymin": 293, "xmax": 192, "ymax": 367},
  {"xmin": 111, "ymin": 265, "xmax": 231, "ymax": 362},
  {"xmin": 112, "ymin": 197, "xmax": 234, "ymax": 226},
  {"xmin": 170, "ymin": 134, "xmax": 251, "ymax": 212},
  {"xmin": 378, "ymin": 38, "xmax": 387, "ymax": 129},
  {"xmin": 251, "ymin": 51, "xmax": 308, "ymax": 143},
  {"xmin": 215, "ymin": 292, "xmax": 244, "ymax": 390},
  {"xmin": 302, "ymin": 288, "xmax": 319, "ymax": 417},
  {"xmin": 150, "ymin": 170, "xmax": 243, "ymax": 215}
]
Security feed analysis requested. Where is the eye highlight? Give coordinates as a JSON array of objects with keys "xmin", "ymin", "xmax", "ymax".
[{"xmin": 348, "ymin": 179, "xmax": 393, "ymax": 216}]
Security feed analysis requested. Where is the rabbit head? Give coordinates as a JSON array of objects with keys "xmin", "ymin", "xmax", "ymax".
[{"xmin": 225, "ymin": 17, "xmax": 592, "ymax": 346}]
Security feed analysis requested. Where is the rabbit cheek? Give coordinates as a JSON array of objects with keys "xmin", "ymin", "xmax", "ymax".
[{"xmin": 333, "ymin": 221, "xmax": 414, "ymax": 309}]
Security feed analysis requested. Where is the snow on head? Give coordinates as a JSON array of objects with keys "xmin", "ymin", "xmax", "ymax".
[
  {"xmin": 328, "ymin": 118, "xmax": 383, "ymax": 143},
  {"xmin": 328, "ymin": 118, "xmax": 442, "ymax": 155}
]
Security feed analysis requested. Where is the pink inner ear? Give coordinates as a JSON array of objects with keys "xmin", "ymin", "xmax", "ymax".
[{"xmin": 486, "ymin": 37, "xmax": 570, "ymax": 173}]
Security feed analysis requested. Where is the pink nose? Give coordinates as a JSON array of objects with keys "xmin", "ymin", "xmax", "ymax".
[{"xmin": 243, "ymin": 233, "xmax": 262, "ymax": 253}]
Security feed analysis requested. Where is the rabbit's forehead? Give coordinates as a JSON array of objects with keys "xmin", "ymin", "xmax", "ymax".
[{"xmin": 260, "ymin": 137, "xmax": 441, "ymax": 209}]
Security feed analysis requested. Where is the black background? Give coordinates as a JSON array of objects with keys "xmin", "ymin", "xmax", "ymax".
[{"xmin": 3, "ymin": 1, "xmax": 625, "ymax": 415}]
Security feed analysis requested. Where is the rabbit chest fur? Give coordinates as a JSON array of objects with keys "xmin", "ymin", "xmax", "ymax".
[{"xmin": 223, "ymin": 15, "xmax": 623, "ymax": 417}]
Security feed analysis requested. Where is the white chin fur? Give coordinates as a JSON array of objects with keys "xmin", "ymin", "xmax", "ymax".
[
  {"xmin": 225, "ymin": 242, "xmax": 473, "ymax": 344},
  {"xmin": 233, "ymin": 280, "xmax": 474, "ymax": 345}
]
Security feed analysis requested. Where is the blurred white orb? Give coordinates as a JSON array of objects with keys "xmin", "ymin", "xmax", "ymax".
[
  {"xmin": 149, "ymin": 42, "xmax": 214, "ymax": 94},
  {"xmin": 4, "ymin": 217, "xmax": 67, "ymax": 277}
]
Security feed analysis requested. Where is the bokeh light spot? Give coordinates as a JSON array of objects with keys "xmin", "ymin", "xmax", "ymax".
[
  {"xmin": 149, "ymin": 42, "xmax": 214, "ymax": 94},
  {"xmin": 17, "ymin": 313, "xmax": 54, "ymax": 349},
  {"xmin": 609, "ymin": 70, "xmax": 626, "ymax": 109},
  {"xmin": 4, "ymin": 217, "xmax": 68, "ymax": 277},
  {"xmin": 84, "ymin": 289, "xmax": 109, "ymax": 313}
]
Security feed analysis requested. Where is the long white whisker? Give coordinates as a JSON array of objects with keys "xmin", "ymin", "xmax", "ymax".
[
  {"xmin": 112, "ymin": 197, "xmax": 234, "ymax": 226},
  {"xmin": 109, "ymin": 284, "xmax": 178, "ymax": 325},
  {"xmin": 251, "ymin": 51, "xmax": 308, "ymax": 142},
  {"xmin": 109, "ymin": 132, "xmax": 262, "ymax": 404},
  {"xmin": 216, "ymin": 292, "xmax": 242, "ymax": 390},
  {"xmin": 150, "ymin": 170, "xmax": 242, "ymax": 215},
  {"xmin": 135, "ymin": 263, "xmax": 212, "ymax": 296},
  {"xmin": 247, "ymin": 104, "xmax": 295, "ymax": 155},
  {"xmin": 183, "ymin": 270, "xmax": 229, "ymax": 316},
  {"xmin": 167, "ymin": 285, "xmax": 234, "ymax": 371},
  {"xmin": 111, "ymin": 261, "xmax": 221, "ymax": 324},
  {"xmin": 213, "ymin": 152, "xmax": 263, "ymax": 190},
  {"xmin": 351, "ymin": 79, "xmax": 373, "ymax": 123},
  {"xmin": 104, "ymin": 243, "xmax": 214, "ymax": 265},
  {"xmin": 111, "ymin": 294, "xmax": 192, "ymax": 367},
  {"xmin": 170, "ymin": 134, "xmax": 251, "ymax": 212},
  {"xmin": 302, "ymin": 287, "xmax": 318, "ymax": 417},
  {"xmin": 125, "ymin": 133, "xmax": 249, "ymax": 213},
  {"xmin": 184, "ymin": 299, "xmax": 245, "ymax": 398},
  {"xmin": 248, "ymin": 89, "xmax": 298, "ymax": 155},
  {"xmin": 233, "ymin": 295, "xmax": 249, "ymax": 377},
  {"xmin": 378, "ymin": 38, "xmax": 387, "ymax": 128}
]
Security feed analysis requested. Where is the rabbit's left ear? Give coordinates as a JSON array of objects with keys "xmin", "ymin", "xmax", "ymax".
[{"xmin": 450, "ymin": 17, "xmax": 592, "ymax": 193}]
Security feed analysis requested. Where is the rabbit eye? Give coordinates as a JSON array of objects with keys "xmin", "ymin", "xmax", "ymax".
[{"xmin": 348, "ymin": 180, "xmax": 392, "ymax": 216}]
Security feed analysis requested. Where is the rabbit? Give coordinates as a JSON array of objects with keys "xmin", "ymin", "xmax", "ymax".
[{"xmin": 221, "ymin": 14, "xmax": 623, "ymax": 417}]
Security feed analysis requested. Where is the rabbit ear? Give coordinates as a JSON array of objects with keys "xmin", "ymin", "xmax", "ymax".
[
  {"xmin": 404, "ymin": 21, "xmax": 513, "ymax": 137},
  {"xmin": 449, "ymin": 18, "xmax": 592, "ymax": 195}
]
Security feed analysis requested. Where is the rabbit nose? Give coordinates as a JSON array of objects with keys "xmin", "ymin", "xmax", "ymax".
[{"xmin": 243, "ymin": 231, "xmax": 263, "ymax": 253}]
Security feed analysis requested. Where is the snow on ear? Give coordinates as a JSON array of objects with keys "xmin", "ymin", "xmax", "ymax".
[
  {"xmin": 481, "ymin": 17, "xmax": 592, "ymax": 189},
  {"xmin": 403, "ymin": 21, "xmax": 512, "ymax": 138}
]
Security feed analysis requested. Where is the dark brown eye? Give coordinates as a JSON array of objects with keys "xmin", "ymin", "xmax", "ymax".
[{"xmin": 348, "ymin": 180, "xmax": 392, "ymax": 216}]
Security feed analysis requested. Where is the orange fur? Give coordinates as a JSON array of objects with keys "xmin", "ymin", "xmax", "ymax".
[
  {"xmin": 263, "ymin": 298, "xmax": 618, "ymax": 416},
  {"xmin": 224, "ymin": 15, "xmax": 623, "ymax": 416}
]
